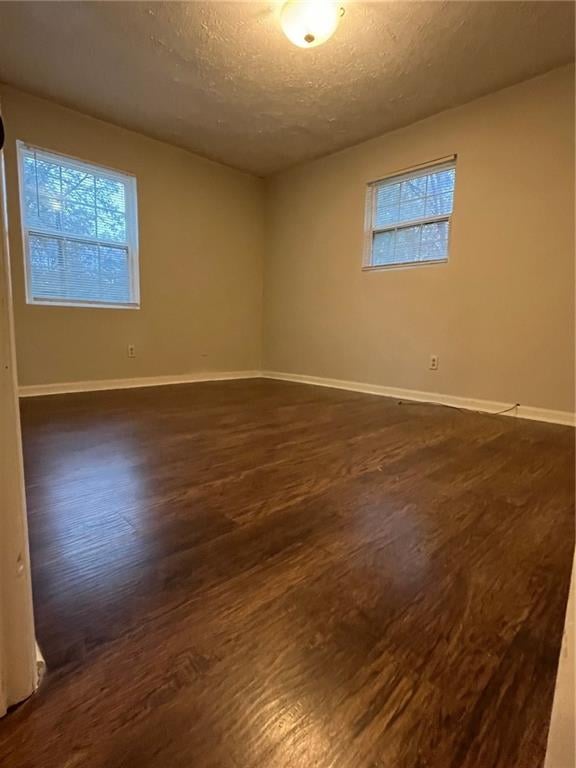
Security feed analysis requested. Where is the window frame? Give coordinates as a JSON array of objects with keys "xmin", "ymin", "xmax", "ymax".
[
  {"xmin": 16, "ymin": 141, "xmax": 141, "ymax": 310},
  {"xmin": 362, "ymin": 156, "xmax": 456, "ymax": 272}
]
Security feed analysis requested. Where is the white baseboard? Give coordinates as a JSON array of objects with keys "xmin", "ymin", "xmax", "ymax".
[
  {"xmin": 18, "ymin": 370, "xmax": 261, "ymax": 398},
  {"xmin": 18, "ymin": 368, "xmax": 576, "ymax": 426},
  {"xmin": 35, "ymin": 641, "xmax": 46, "ymax": 688},
  {"xmin": 261, "ymin": 370, "xmax": 576, "ymax": 427}
]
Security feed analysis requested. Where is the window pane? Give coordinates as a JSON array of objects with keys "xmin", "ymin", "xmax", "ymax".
[
  {"xmin": 24, "ymin": 196, "xmax": 40, "ymax": 228},
  {"xmin": 28, "ymin": 233, "xmax": 131, "ymax": 304},
  {"xmin": 65, "ymin": 240, "xmax": 100, "ymax": 300},
  {"xmin": 420, "ymin": 221, "xmax": 449, "ymax": 261},
  {"xmin": 96, "ymin": 178, "xmax": 125, "ymax": 213},
  {"xmin": 372, "ymin": 230, "xmax": 395, "ymax": 265},
  {"xmin": 62, "ymin": 200, "xmax": 97, "ymax": 238},
  {"xmin": 400, "ymin": 175, "xmax": 426, "ymax": 201},
  {"xmin": 62, "ymin": 167, "xmax": 95, "ymax": 207},
  {"xmin": 425, "ymin": 191, "xmax": 453, "ymax": 218},
  {"xmin": 99, "ymin": 246, "xmax": 131, "ymax": 303},
  {"xmin": 29, "ymin": 235, "xmax": 65, "ymax": 298},
  {"xmin": 22, "ymin": 149, "xmax": 129, "ymax": 245},
  {"xmin": 398, "ymin": 196, "xmax": 425, "ymax": 223},
  {"xmin": 371, "ymin": 221, "xmax": 449, "ymax": 267},
  {"xmin": 97, "ymin": 208, "xmax": 126, "ymax": 243},
  {"xmin": 374, "ymin": 183, "xmax": 400, "ymax": 227},
  {"xmin": 427, "ymin": 168, "xmax": 455, "ymax": 195},
  {"xmin": 37, "ymin": 196, "xmax": 63, "ymax": 230},
  {"xmin": 23, "ymin": 156, "xmax": 38, "ymax": 205},
  {"xmin": 36, "ymin": 159, "xmax": 61, "ymax": 198},
  {"xmin": 394, "ymin": 226, "xmax": 421, "ymax": 263}
]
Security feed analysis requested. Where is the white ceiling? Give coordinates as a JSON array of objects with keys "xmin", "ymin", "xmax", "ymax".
[{"xmin": 0, "ymin": 1, "xmax": 573, "ymax": 176}]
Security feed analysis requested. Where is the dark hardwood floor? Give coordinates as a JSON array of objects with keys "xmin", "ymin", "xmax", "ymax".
[{"xmin": 1, "ymin": 379, "xmax": 574, "ymax": 768}]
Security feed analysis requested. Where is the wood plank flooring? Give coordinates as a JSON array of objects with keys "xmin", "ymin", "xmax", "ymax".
[{"xmin": 1, "ymin": 378, "xmax": 574, "ymax": 768}]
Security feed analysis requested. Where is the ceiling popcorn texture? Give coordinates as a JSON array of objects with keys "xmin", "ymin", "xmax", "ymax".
[{"xmin": 0, "ymin": 1, "xmax": 573, "ymax": 176}]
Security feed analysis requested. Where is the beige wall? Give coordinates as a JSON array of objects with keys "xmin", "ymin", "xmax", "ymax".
[
  {"xmin": 1, "ymin": 86, "xmax": 264, "ymax": 386},
  {"xmin": 263, "ymin": 65, "xmax": 575, "ymax": 413},
  {"xmin": 2, "ymin": 67, "xmax": 574, "ymax": 410}
]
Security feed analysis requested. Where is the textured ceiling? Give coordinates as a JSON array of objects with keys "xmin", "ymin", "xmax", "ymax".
[{"xmin": 0, "ymin": 1, "xmax": 573, "ymax": 176}]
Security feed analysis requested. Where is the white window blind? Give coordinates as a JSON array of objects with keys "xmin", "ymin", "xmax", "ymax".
[
  {"xmin": 17, "ymin": 142, "xmax": 140, "ymax": 308},
  {"xmin": 364, "ymin": 158, "xmax": 456, "ymax": 269}
]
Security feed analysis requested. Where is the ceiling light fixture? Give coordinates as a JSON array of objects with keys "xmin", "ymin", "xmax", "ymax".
[{"xmin": 280, "ymin": 0, "xmax": 344, "ymax": 49}]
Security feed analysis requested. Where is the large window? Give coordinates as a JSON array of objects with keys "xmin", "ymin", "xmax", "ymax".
[
  {"xmin": 364, "ymin": 158, "xmax": 456, "ymax": 269},
  {"xmin": 17, "ymin": 142, "xmax": 139, "ymax": 308}
]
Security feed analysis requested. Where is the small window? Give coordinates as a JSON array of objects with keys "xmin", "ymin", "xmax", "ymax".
[
  {"xmin": 364, "ymin": 158, "xmax": 456, "ymax": 270},
  {"xmin": 17, "ymin": 142, "xmax": 140, "ymax": 308}
]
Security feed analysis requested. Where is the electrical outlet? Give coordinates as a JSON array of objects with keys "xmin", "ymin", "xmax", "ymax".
[
  {"xmin": 127, "ymin": 344, "xmax": 136, "ymax": 359},
  {"xmin": 429, "ymin": 354, "xmax": 439, "ymax": 371}
]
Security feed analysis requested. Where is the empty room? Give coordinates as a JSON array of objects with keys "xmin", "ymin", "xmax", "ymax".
[{"xmin": 0, "ymin": 2, "xmax": 574, "ymax": 767}]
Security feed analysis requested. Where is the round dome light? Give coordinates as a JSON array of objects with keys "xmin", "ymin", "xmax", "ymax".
[{"xmin": 280, "ymin": 0, "xmax": 343, "ymax": 49}]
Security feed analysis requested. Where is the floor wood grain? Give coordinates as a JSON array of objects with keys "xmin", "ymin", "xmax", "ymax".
[{"xmin": 1, "ymin": 379, "xmax": 573, "ymax": 768}]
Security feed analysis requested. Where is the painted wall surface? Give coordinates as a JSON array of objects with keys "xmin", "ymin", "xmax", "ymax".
[
  {"xmin": 1, "ymin": 85, "xmax": 264, "ymax": 386},
  {"xmin": 2, "ymin": 67, "xmax": 574, "ymax": 411},
  {"xmin": 263, "ymin": 65, "xmax": 575, "ymax": 413}
]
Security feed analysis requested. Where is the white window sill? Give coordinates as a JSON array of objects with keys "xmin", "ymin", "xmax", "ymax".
[
  {"xmin": 26, "ymin": 299, "xmax": 141, "ymax": 310},
  {"xmin": 362, "ymin": 258, "xmax": 448, "ymax": 272}
]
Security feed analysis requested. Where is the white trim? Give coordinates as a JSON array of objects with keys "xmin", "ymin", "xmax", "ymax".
[
  {"xmin": 361, "ymin": 258, "xmax": 447, "ymax": 273},
  {"xmin": 18, "ymin": 370, "xmax": 262, "ymax": 398},
  {"xmin": 372, "ymin": 212, "xmax": 450, "ymax": 235},
  {"xmin": 18, "ymin": 369, "xmax": 576, "ymax": 426},
  {"xmin": 23, "ymin": 298, "xmax": 140, "ymax": 310},
  {"xmin": 261, "ymin": 371, "xmax": 576, "ymax": 427},
  {"xmin": 367, "ymin": 154, "xmax": 457, "ymax": 187},
  {"xmin": 16, "ymin": 141, "xmax": 137, "ymax": 183}
]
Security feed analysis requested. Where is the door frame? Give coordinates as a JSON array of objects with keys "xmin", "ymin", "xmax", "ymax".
[{"xmin": 0, "ymin": 102, "xmax": 38, "ymax": 716}]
